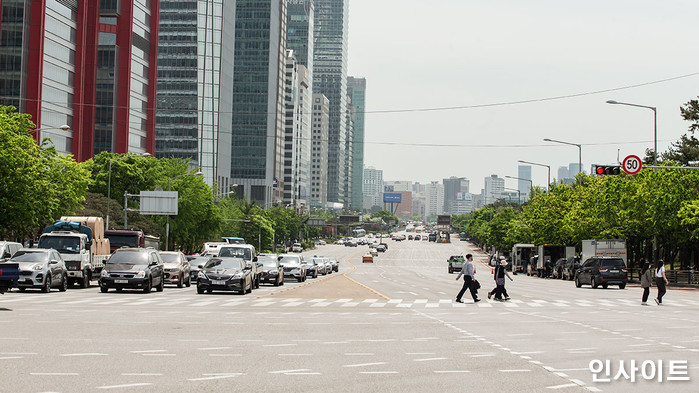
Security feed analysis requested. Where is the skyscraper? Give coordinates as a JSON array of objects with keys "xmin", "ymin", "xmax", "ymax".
[
  {"xmin": 484, "ymin": 174, "xmax": 505, "ymax": 205},
  {"xmin": 286, "ymin": 0, "xmax": 313, "ymax": 71},
  {"xmin": 362, "ymin": 166, "xmax": 383, "ymax": 212},
  {"xmin": 425, "ymin": 181, "xmax": 445, "ymax": 220},
  {"xmin": 518, "ymin": 165, "xmax": 532, "ymax": 200},
  {"xmin": 156, "ymin": 0, "xmax": 235, "ymax": 189},
  {"xmin": 443, "ymin": 177, "xmax": 470, "ymax": 214},
  {"xmin": 347, "ymin": 76, "xmax": 366, "ymax": 212},
  {"xmin": 313, "ymin": 0, "xmax": 349, "ymax": 205},
  {"xmin": 0, "ymin": 0, "xmax": 160, "ymax": 160},
  {"xmin": 230, "ymin": 0, "xmax": 287, "ymax": 206},
  {"xmin": 310, "ymin": 93, "xmax": 329, "ymax": 208}
]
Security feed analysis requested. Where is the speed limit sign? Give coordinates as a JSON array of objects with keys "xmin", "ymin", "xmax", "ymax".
[{"xmin": 622, "ymin": 155, "xmax": 642, "ymax": 175}]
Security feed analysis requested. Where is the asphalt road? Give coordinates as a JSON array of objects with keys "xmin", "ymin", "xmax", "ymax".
[{"xmin": 1, "ymin": 235, "xmax": 698, "ymax": 393}]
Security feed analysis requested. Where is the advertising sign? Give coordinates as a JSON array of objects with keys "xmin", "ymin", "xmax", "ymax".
[{"xmin": 383, "ymin": 193, "xmax": 402, "ymax": 203}]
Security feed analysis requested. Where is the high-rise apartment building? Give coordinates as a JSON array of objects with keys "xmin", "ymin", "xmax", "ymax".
[
  {"xmin": 347, "ymin": 76, "xmax": 365, "ymax": 212},
  {"xmin": 309, "ymin": 93, "xmax": 329, "ymax": 208},
  {"xmin": 282, "ymin": 51, "xmax": 311, "ymax": 208},
  {"xmin": 156, "ymin": 0, "xmax": 235, "ymax": 190},
  {"xmin": 0, "ymin": 0, "xmax": 159, "ymax": 160},
  {"xmin": 313, "ymin": 0, "xmax": 349, "ymax": 205},
  {"xmin": 230, "ymin": 0, "xmax": 287, "ymax": 206},
  {"xmin": 362, "ymin": 166, "xmax": 383, "ymax": 212},
  {"xmin": 484, "ymin": 174, "xmax": 505, "ymax": 205},
  {"xmin": 443, "ymin": 177, "xmax": 470, "ymax": 214},
  {"xmin": 518, "ymin": 165, "xmax": 532, "ymax": 200},
  {"xmin": 425, "ymin": 181, "xmax": 444, "ymax": 220}
]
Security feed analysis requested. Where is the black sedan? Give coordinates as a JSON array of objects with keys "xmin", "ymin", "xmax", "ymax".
[
  {"xmin": 99, "ymin": 248, "xmax": 164, "ymax": 293},
  {"xmin": 197, "ymin": 257, "xmax": 253, "ymax": 295},
  {"xmin": 257, "ymin": 253, "xmax": 284, "ymax": 286}
]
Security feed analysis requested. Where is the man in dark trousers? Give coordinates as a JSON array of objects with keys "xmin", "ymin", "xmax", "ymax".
[{"xmin": 455, "ymin": 254, "xmax": 480, "ymax": 303}]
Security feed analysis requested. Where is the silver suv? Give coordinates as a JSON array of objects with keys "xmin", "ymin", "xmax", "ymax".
[{"xmin": 11, "ymin": 248, "xmax": 68, "ymax": 292}]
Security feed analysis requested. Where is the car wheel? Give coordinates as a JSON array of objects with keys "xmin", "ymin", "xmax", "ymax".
[
  {"xmin": 143, "ymin": 279, "xmax": 152, "ymax": 293},
  {"xmin": 18, "ymin": 287, "xmax": 26, "ymax": 292},
  {"xmin": 591, "ymin": 277, "xmax": 598, "ymax": 289},
  {"xmin": 207, "ymin": 289, "xmax": 213, "ymax": 294},
  {"xmin": 100, "ymin": 286, "xmax": 108, "ymax": 293},
  {"xmin": 116, "ymin": 287, "xmax": 123, "ymax": 292},
  {"xmin": 59, "ymin": 274, "xmax": 68, "ymax": 292},
  {"xmin": 575, "ymin": 276, "xmax": 582, "ymax": 288},
  {"xmin": 41, "ymin": 274, "xmax": 52, "ymax": 293},
  {"xmin": 619, "ymin": 283, "xmax": 626, "ymax": 289},
  {"xmin": 197, "ymin": 285, "xmax": 205, "ymax": 294}
]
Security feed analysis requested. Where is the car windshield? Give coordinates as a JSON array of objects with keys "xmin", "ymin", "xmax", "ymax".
[
  {"xmin": 37, "ymin": 236, "xmax": 80, "ymax": 254},
  {"xmin": 188, "ymin": 257, "xmax": 209, "ymax": 267},
  {"xmin": 107, "ymin": 251, "xmax": 148, "ymax": 265},
  {"xmin": 258, "ymin": 256, "xmax": 279, "ymax": 268},
  {"xmin": 601, "ymin": 259, "xmax": 625, "ymax": 268},
  {"xmin": 205, "ymin": 258, "xmax": 243, "ymax": 270},
  {"xmin": 11, "ymin": 251, "xmax": 49, "ymax": 263},
  {"xmin": 280, "ymin": 256, "xmax": 300, "ymax": 266},
  {"xmin": 105, "ymin": 233, "xmax": 139, "ymax": 248},
  {"xmin": 160, "ymin": 253, "xmax": 181, "ymax": 263},
  {"xmin": 218, "ymin": 247, "xmax": 252, "ymax": 260}
]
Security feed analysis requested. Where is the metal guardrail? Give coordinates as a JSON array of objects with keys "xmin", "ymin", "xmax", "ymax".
[{"xmin": 629, "ymin": 268, "xmax": 699, "ymax": 285}]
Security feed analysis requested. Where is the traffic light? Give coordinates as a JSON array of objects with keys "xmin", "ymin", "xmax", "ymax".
[{"xmin": 592, "ymin": 164, "xmax": 620, "ymax": 175}]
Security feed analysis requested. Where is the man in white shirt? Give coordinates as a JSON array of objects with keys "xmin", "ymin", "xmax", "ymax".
[{"xmin": 455, "ymin": 254, "xmax": 480, "ymax": 303}]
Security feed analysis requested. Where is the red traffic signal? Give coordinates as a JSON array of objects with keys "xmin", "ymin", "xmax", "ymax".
[{"xmin": 592, "ymin": 164, "xmax": 620, "ymax": 175}]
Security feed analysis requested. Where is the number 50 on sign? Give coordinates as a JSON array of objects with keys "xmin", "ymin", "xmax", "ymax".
[{"xmin": 622, "ymin": 155, "xmax": 642, "ymax": 175}]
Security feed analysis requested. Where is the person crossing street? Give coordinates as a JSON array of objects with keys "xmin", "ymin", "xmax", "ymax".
[
  {"xmin": 455, "ymin": 254, "xmax": 480, "ymax": 303},
  {"xmin": 488, "ymin": 256, "xmax": 513, "ymax": 301}
]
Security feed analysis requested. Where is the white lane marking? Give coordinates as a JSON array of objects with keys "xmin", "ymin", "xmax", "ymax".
[
  {"xmin": 142, "ymin": 353, "xmax": 176, "ymax": 357},
  {"xmin": 1, "ymin": 352, "xmax": 37, "ymax": 355},
  {"xmin": 198, "ymin": 347, "xmax": 232, "ymax": 351},
  {"xmin": 188, "ymin": 373, "xmax": 244, "ymax": 381},
  {"xmin": 434, "ymin": 370, "xmax": 470, "ymax": 374},
  {"xmin": 278, "ymin": 353, "xmax": 312, "ymax": 356},
  {"xmin": 546, "ymin": 383, "xmax": 579, "ymax": 389},
  {"xmin": 209, "ymin": 354, "xmax": 242, "ymax": 357},
  {"xmin": 499, "ymin": 369, "xmax": 531, "ymax": 372},
  {"xmin": 406, "ymin": 352, "xmax": 436, "ymax": 355},
  {"xmin": 359, "ymin": 371, "xmax": 398, "ymax": 374},
  {"xmin": 60, "ymin": 353, "xmax": 108, "ymax": 357},
  {"xmin": 97, "ymin": 383, "xmax": 152, "ymax": 389},
  {"xmin": 269, "ymin": 369, "xmax": 310, "ymax": 374},
  {"xmin": 284, "ymin": 372, "xmax": 322, "ymax": 375},
  {"xmin": 0, "ymin": 356, "xmax": 23, "ymax": 360},
  {"xmin": 343, "ymin": 362, "xmax": 387, "ymax": 368},
  {"xmin": 414, "ymin": 357, "xmax": 448, "ymax": 362},
  {"xmin": 511, "ymin": 351, "xmax": 544, "ymax": 355},
  {"xmin": 345, "ymin": 353, "xmax": 374, "ymax": 356},
  {"xmin": 121, "ymin": 373, "xmax": 163, "ymax": 376},
  {"xmin": 31, "ymin": 372, "xmax": 79, "ymax": 376},
  {"xmin": 130, "ymin": 350, "xmax": 167, "ymax": 354}
]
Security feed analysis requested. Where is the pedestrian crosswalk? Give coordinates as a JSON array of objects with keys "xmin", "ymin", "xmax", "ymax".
[{"xmin": 2, "ymin": 292, "xmax": 696, "ymax": 309}]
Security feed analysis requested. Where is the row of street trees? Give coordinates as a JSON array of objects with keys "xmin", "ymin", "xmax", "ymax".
[{"xmin": 455, "ymin": 97, "xmax": 699, "ymax": 270}]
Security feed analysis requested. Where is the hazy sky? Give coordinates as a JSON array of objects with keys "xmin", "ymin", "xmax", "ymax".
[{"xmin": 347, "ymin": 0, "xmax": 699, "ymax": 192}]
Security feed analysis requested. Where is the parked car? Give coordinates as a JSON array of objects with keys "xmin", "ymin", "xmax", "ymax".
[
  {"xmin": 257, "ymin": 253, "xmax": 284, "ymax": 286},
  {"xmin": 160, "ymin": 251, "xmax": 191, "ymax": 288},
  {"xmin": 187, "ymin": 255, "xmax": 210, "ymax": 284},
  {"xmin": 291, "ymin": 243, "xmax": 303, "ymax": 253},
  {"xmin": 575, "ymin": 257, "xmax": 628, "ymax": 289},
  {"xmin": 279, "ymin": 254, "xmax": 307, "ymax": 282},
  {"xmin": 99, "ymin": 248, "xmax": 164, "ymax": 293},
  {"xmin": 328, "ymin": 257, "xmax": 339, "ymax": 272},
  {"xmin": 311, "ymin": 257, "xmax": 328, "ymax": 275},
  {"xmin": 562, "ymin": 257, "xmax": 581, "ymax": 281},
  {"xmin": 0, "ymin": 241, "xmax": 23, "ymax": 262},
  {"xmin": 362, "ymin": 254, "xmax": 374, "ymax": 263},
  {"xmin": 552, "ymin": 258, "xmax": 567, "ymax": 279},
  {"xmin": 11, "ymin": 248, "xmax": 68, "ymax": 292},
  {"xmin": 196, "ymin": 257, "xmax": 253, "ymax": 295}
]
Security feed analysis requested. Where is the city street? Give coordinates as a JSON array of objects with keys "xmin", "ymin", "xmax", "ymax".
[{"xmin": 1, "ymin": 237, "xmax": 698, "ymax": 393}]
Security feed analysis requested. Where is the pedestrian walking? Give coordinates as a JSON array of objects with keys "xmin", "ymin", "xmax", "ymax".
[
  {"xmin": 655, "ymin": 260, "xmax": 669, "ymax": 305},
  {"xmin": 488, "ymin": 256, "xmax": 513, "ymax": 300},
  {"xmin": 640, "ymin": 260, "xmax": 652, "ymax": 305},
  {"xmin": 455, "ymin": 254, "xmax": 480, "ymax": 303}
]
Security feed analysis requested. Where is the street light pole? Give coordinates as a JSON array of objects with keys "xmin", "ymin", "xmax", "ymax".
[
  {"xmin": 543, "ymin": 138, "xmax": 582, "ymax": 186},
  {"xmin": 505, "ymin": 176, "xmax": 533, "ymax": 201},
  {"xmin": 504, "ymin": 187, "xmax": 521, "ymax": 205},
  {"xmin": 518, "ymin": 160, "xmax": 551, "ymax": 191},
  {"xmin": 606, "ymin": 100, "xmax": 657, "ymax": 165}
]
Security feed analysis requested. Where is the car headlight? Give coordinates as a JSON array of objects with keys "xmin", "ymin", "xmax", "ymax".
[
  {"xmin": 268, "ymin": 270, "xmax": 278, "ymax": 275},
  {"xmin": 100, "ymin": 270, "xmax": 108, "ymax": 278},
  {"xmin": 34, "ymin": 264, "xmax": 44, "ymax": 271},
  {"xmin": 232, "ymin": 273, "xmax": 244, "ymax": 279},
  {"xmin": 135, "ymin": 271, "xmax": 146, "ymax": 279},
  {"xmin": 198, "ymin": 272, "xmax": 207, "ymax": 280}
]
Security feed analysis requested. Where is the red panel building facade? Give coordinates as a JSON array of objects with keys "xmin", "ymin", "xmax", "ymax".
[{"xmin": 0, "ymin": 0, "xmax": 159, "ymax": 161}]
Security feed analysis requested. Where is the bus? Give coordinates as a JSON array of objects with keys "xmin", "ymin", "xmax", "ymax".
[{"xmin": 351, "ymin": 228, "xmax": 366, "ymax": 238}]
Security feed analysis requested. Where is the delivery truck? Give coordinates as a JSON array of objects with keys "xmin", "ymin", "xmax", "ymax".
[
  {"xmin": 529, "ymin": 244, "xmax": 575, "ymax": 277},
  {"xmin": 581, "ymin": 239, "xmax": 627, "ymax": 264}
]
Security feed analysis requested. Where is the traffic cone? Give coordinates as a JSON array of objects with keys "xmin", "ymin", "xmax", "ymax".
[{"xmin": 491, "ymin": 268, "xmax": 494, "ymax": 274}]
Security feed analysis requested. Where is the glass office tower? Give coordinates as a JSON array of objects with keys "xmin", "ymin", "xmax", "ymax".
[{"xmin": 347, "ymin": 76, "xmax": 365, "ymax": 211}]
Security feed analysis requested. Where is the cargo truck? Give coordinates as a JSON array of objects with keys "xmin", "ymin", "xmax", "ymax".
[
  {"xmin": 528, "ymin": 244, "xmax": 575, "ymax": 277},
  {"xmin": 105, "ymin": 229, "xmax": 160, "ymax": 253},
  {"xmin": 511, "ymin": 244, "xmax": 536, "ymax": 274},
  {"xmin": 581, "ymin": 239, "xmax": 627, "ymax": 264},
  {"xmin": 38, "ymin": 217, "xmax": 110, "ymax": 287}
]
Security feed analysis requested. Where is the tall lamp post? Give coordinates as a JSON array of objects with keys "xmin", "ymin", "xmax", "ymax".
[
  {"xmin": 606, "ymin": 100, "xmax": 657, "ymax": 165},
  {"xmin": 504, "ymin": 187, "xmax": 521, "ymax": 204},
  {"xmin": 505, "ymin": 176, "xmax": 533, "ymax": 201},
  {"xmin": 106, "ymin": 152, "xmax": 150, "ymax": 229},
  {"xmin": 543, "ymin": 138, "xmax": 582, "ymax": 186},
  {"xmin": 518, "ymin": 160, "xmax": 551, "ymax": 191},
  {"xmin": 166, "ymin": 171, "xmax": 203, "ymax": 251},
  {"xmin": 607, "ymin": 99, "xmax": 659, "ymax": 263},
  {"xmin": 26, "ymin": 124, "xmax": 70, "ymax": 135}
]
